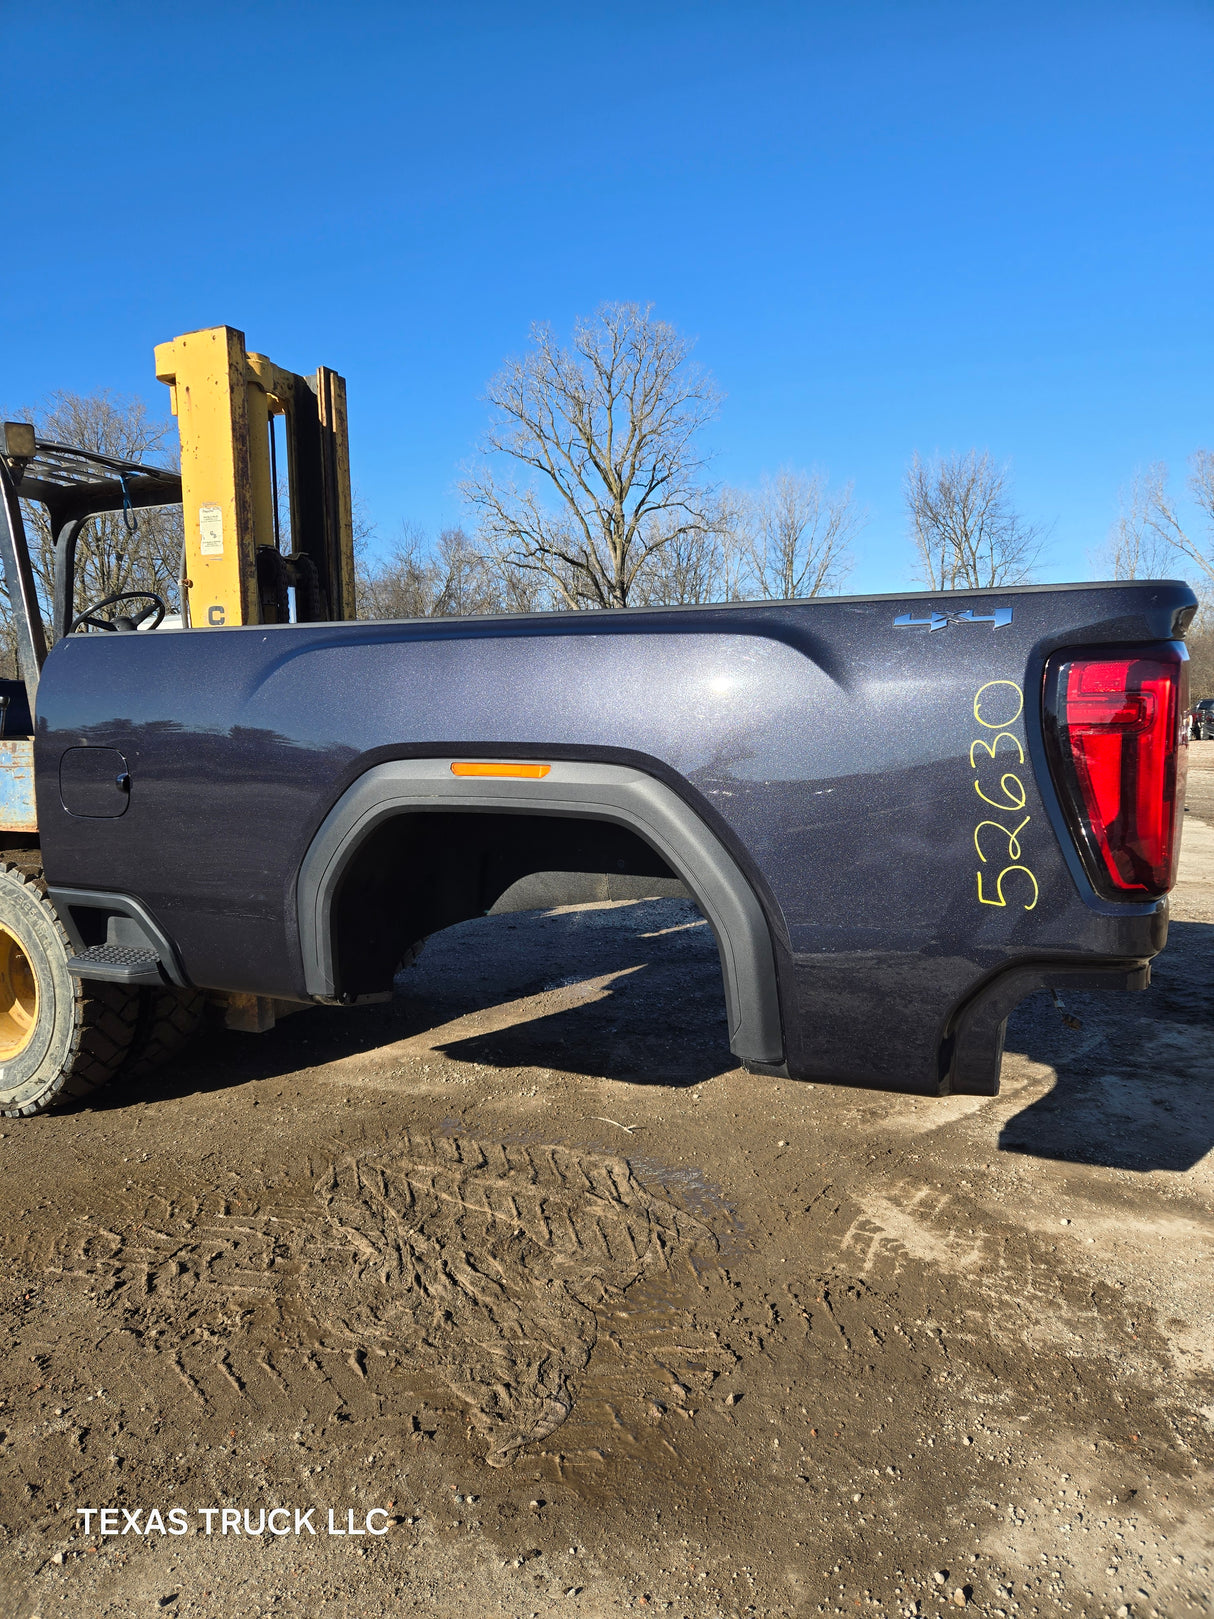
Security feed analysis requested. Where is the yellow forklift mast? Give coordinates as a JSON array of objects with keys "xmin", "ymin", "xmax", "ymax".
[{"xmin": 155, "ymin": 325, "xmax": 356, "ymax": 630}]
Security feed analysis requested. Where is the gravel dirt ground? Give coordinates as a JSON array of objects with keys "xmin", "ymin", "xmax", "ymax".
[{"xmin": 1, "ymin": 752, "xmax": 1213, "ymax": 1619}]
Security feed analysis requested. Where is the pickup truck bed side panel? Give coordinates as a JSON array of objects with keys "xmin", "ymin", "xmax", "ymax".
[{"xmin": 33, "ymin": 582, "xmax": 1192, "ymax": 1095}]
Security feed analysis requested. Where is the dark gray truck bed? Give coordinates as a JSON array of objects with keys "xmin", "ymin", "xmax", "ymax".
[{"xmin": 34, "ymin": 580, "xmax": 1195, "ymax": 1097}]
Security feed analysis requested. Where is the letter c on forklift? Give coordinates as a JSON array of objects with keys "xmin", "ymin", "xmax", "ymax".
[{"xmin": 207, "ymin": 605, "xmax": 225, "ymax": 625}]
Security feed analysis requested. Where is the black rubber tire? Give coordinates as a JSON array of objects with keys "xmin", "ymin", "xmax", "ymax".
[
  {"xmin": 123, "ymin": 985, "xmax": 206, "ymax": 1082},
  {"xmin": 0, "ymin": 859, "xmax": 141, "ymax": 1117}
]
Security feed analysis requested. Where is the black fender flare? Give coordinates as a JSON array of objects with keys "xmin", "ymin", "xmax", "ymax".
[{"xmin": 294, "ymin": 758, "xmax": 785, "ymax": 1066}]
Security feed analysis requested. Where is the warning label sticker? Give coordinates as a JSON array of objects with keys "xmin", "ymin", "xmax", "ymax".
[{"xmin": 199, "ymin": 505, "xmax": 224, "ymax": 557}]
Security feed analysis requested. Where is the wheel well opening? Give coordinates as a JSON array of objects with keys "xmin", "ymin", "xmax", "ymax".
[{"xmin": 329, "ymin": 810, "xmax": 687, "ymax": 999}]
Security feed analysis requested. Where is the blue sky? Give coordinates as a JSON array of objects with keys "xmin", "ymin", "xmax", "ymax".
[{"xmin": 6, "ymin": 1, "xmax": 1213, "ymax": 593}]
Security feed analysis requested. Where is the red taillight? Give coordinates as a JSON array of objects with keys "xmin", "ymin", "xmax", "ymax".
[{"xmin": 1048, "ymin": 648, "xmax": 1188, "ymax": 898}]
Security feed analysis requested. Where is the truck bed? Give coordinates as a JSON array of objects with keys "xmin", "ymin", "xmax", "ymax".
[{"xmin": 33, "ymin": 580, "xmax": 1196, "ymax": 1098}]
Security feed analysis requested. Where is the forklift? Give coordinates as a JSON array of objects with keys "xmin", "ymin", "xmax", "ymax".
[{"xmin": 0, "ymin": 326, "xmax": 357, "ymax": 1115}]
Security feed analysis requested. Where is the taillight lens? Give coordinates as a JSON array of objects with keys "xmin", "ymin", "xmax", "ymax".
[{"xmin": 1047, "ymin": 647, "xmax": 1188, "ymax": 898}]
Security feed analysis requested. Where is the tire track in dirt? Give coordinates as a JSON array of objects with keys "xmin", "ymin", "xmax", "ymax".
[
  {"xmin": 28, "ymin": 1132, "xmax": 726, "ymax": 1469},
  {"xmin": 764, "ymin": 1170, "xmax": 1211, "ymax": 1473}
]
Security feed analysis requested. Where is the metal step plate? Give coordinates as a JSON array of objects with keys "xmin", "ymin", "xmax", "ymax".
[{"xmin": 66, "ymin": 943, "xmax": 165, "ymax": 985}]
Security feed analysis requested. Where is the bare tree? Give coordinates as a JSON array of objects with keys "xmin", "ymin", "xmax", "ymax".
[
  {"xmin": 1184, "ymin": 604, "xmax": 1214, "ymax": 700},
  {"xmin": 430, "ymin": 528, "xmax": 503, "ymax": 617},
  {"xmin": 1103, "ymin": 469, "xmax": 1179, "ymax": 579},
  {"xmin": 740, "ymin": 467, "xmax": 860, "ymax": 599},
  {"xmin": 472, "ymin": 531, "xmax": 560, "ymax": 613},
  {"xmin": 1119, "ymin": 454, "xmax": 1214, "ymax": 588},
  {"xmin": 4, "ymin": 392, "xmax": 182, "ymax": 639},
  {"xmin": 623, "ymin": 491, "xmax": 743, "ymax": 606},
  {"xmin": 357, "ymin": 524, "xmax": 521, "ymax": 620},
  {"xmin": 0, "ymin": 391, "xmax": 182, "ymax": 671},
  {"xmin": 355, "ymin": 523, "xmax": 439, "ymax": 619},
  {"xmin": 463, "ymin": 303, "xmax": 722, "ymax": 609},
  {"xmin": 710, "ymin": 490, "xmax": 752, "ymax": 604},
  {"xmin": 1195, "ymin": 450, "xmax": 1214, "ymax": 560},
  {"xmin": 630, "ymin": 519, "xmax": 726, "ymax": 606},
  {"xmin": 906, "ymin": 450, "xmax": 1045, "ymax": 589}
]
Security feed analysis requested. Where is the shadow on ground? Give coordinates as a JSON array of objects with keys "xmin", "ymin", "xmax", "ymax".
[
  {"xmin": 78, "ymin": 897, "xmax": 735, "ymax": 1113},
  {"xmin": 415, "ymin": 897, "xmax": 733, "ymax": 1086},
  {"xmin": 999, "ymin": 919, "xmax": 1214, "ymax": 1173}
]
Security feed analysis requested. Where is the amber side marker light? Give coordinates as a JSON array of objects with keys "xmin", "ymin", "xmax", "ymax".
[{"xmin": 450, "ymin": 761, "xmax": 552, "ymax": 779}]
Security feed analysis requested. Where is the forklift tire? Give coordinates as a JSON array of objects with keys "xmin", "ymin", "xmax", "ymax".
[
  {"xmin": 123, "ymin": 985, "xmax": 205, "ymax": 1082},
  {"xmin": 0, "ymin": 861, "xmax": 140, "ymax": 1118}
]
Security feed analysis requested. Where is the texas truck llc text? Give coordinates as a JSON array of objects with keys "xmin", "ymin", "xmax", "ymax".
[{"xmin": 76, "ymin": 1507, "xmax": 392, "ymax": 1537}]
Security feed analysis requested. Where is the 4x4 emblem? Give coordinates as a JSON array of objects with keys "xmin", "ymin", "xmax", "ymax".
[{"xmin": 894, "ymin": 607, "xmax": 1012, "ymax": 632}]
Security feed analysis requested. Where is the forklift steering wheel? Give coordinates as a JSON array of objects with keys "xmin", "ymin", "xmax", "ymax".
[{"xmin": 69, "ymin": 591, "xmax": 167, "ymax": 635}]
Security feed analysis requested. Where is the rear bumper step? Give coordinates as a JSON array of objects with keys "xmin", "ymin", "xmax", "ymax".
[{"xmin": 66, "ymin": 944, "xmax": 167, "ymax": 986}]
